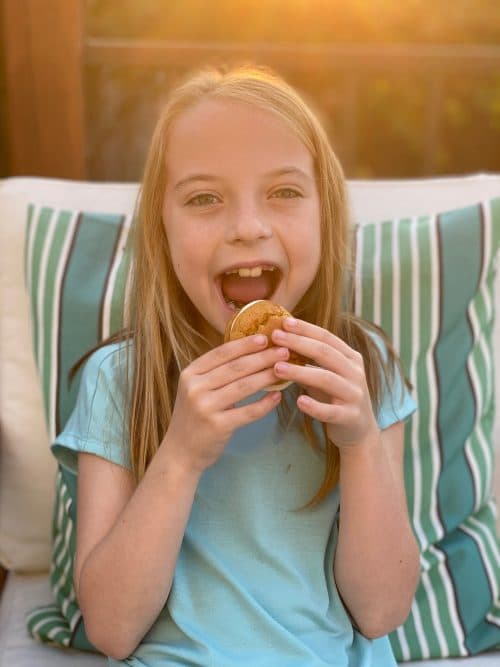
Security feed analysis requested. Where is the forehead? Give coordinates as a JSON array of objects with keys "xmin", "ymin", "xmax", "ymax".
[{"xmin": 165, "ymin": 98, "xmax": 314, "ymax": 178}]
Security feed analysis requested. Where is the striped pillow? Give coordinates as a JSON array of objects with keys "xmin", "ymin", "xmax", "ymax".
[
  {"xmin": 354, "ymin": 199, "xmax": 500, "ymax": 660},
  {"xmin": 24, "ymin": 205, "xmax": 132, "ymax": 650},
  {"xmin": 25, "ymin": 200, "xmax": 500, "ymax": 659}
]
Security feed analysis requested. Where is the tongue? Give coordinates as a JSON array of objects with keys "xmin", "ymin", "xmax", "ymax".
[{"xmin": 221, "ymin": 274, "xmax": 272, "ymax": 303}]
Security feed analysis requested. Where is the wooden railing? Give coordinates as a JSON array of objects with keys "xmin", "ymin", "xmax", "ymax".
[{"xmin": 2, "ymin": 0, "xmax": 500, "ymax": 179}]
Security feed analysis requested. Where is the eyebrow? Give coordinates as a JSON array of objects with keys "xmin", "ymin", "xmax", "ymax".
[{"xmin": 173, "ymin": 167, "xmax": 312, "ymax": 191}]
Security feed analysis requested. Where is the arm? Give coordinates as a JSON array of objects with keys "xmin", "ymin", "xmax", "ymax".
[
  {"xmin": 334, "ymin": 421, "xmax": 420, "ymax": 638},
  {"xmin": 271, "ymin": 318, "xmax": 420, "ymax": 638},
  {"xmin": 74, "ymin": 334, "xmax": 287, "ymax": 660},
  {"xmin": 75, "ymin": 447, "xmax": 200, "ymax": 660}
]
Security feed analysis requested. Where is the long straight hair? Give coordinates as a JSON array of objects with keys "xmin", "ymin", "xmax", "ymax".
[{"xmin": 77, "ymin": 64, "xmax": 407, "ymax": 505}]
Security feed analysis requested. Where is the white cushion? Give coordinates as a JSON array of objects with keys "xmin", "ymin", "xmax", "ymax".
[
  {"xmin": 1, "ymin": 572, "xmax": 498, "ymax": 666},
  {"xmin": 1, "ymin": 174, "xmax": 499, "ymax": 573}
]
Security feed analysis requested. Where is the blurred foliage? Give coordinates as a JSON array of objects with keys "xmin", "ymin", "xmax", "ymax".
[
  {"xmin": 83, "ymin": 1, "xmax": 500, "ymax": 180},
  {"xmin": 86, "ymin": 0, "xmax": 500, "ymax": 43}
]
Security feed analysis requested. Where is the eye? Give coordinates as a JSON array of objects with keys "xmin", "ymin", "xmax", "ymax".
[
  {"xmin": 271, "ymin": 188, "xmax": 302, "ymax": 200},
  {"xmin": 185, "ymin": 193, "xmax": 220, "ymax": 207}
]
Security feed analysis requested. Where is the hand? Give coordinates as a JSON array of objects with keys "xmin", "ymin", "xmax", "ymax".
[
  {"xmin": 271, "ymin": 318, "xmax": 379, "ymax": 449},
  {"xmin": 163, "ymin": 335, "xmax": 289, "ymax": 473}
]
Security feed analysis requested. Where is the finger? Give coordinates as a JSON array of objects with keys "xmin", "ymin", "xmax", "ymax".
[
  {"xmin": 216, "ymin": 366, "xmax": 285, "ymax": 409},
  {"xmin": 281, "ymin": 317, "xmax": 358, "ymax": 360},
  {"xmin": 206, "ymin": 345, "xmax": 290, "ymax": 391},
  {"xmin": 295, "ymin": 393, "xmax": 346, "ymax": 422},
  {"xmin": 223, "ymin": 390, "xmax": 282, "ymax": 431},
  {"xmin": 192, "ymin": 334, "xmax": 269, "ymax": 375},
  {"xmin": 273, "ymin": 362, "xmax": 354, "ymax": 400},
  {"xmin": 271, "ymin": 328, "xmax": 352, "ymax": 378}
]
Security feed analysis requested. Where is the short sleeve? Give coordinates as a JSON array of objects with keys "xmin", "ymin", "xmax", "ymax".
[
  {"xmin": 370, "ymin": 332, "xmax": 417, "ymax": 430},
  {"xmin": 52, "ymin": 343, "xmax": 132, "ymax": 473}
]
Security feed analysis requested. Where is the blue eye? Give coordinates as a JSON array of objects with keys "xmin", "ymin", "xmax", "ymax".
[
  {"xmin": 186, "ymin": 193, "xmax": 220, "ymax": 207},
  {"xmin": 272, "ymin": 188, "xmax": 302, "ymax": 199}
]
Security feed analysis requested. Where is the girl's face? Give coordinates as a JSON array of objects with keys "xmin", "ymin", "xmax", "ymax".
[{"xmin": 163, "ymin": 98, "xmax": 321, "ymax": 341}]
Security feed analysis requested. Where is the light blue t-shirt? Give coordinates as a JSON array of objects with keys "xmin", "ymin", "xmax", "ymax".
[{"xmin": 53, "ymin": 337, "xmax": 417, "ymax": 667}]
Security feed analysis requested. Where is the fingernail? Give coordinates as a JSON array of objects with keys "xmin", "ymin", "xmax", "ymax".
[
  {"xmin": 285, "ymin": 317, "xmax": 297, "ymax": 327},
  {"xmin": 254, "ymin": 335, "xmax": 268, "ymax": 345},
  {"xmin": 275, "ymin": 362, "xmax": 289, "ymax": 373},
  {"xmin": 273, "ymin": 329, "xmax": 286, "ymax": 341}
]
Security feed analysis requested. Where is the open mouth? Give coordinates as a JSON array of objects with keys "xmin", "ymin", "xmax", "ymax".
[{"xmin": 217, "ymin": 265, "xmax": 282, "ymax": 311}]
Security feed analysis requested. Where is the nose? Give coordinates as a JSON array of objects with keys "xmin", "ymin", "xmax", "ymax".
[{"xmin": 225, "ymin": 201, "xmax": 273, "ymax": 244}]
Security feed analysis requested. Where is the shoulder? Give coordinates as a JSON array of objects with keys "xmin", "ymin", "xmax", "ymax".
[{"xmin": 80, "ymin": 341, "xmax": 132, "ymax": 391}]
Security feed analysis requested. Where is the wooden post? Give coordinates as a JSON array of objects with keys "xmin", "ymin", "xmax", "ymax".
[{"xmin": 1, "ymin": 0, "xmax": 86, "ymax": 178}]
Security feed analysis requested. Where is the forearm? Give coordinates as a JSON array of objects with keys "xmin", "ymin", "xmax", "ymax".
[
  {"xmin": 77, "ymin": 440, "xmax": 201, "ymax": 659},
  {"xmin": 334, "ymin": 428, "xmax": 420, "ymax": 638}
]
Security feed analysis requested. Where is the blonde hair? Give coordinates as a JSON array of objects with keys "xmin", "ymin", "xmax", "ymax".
[{"xmin": 87, "ymin": 64, "xmax": 407, "ymax": 505}]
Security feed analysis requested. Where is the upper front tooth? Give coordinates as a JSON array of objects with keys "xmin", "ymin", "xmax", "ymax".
[
  {"xmin": 225, "ymin": 266, "xmax": 274, "ymax": 277},
  {"xmin": 240, "ymin": 267, "xmax": 262, "ymax": 277}
]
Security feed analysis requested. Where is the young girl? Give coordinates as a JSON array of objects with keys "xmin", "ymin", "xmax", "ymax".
[{"xmin": 53, "ymin": 64, "xmax": 420, "ymax": 666}]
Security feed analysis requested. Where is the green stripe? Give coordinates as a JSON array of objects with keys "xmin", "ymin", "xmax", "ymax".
[
  {"xmin": 360, "ymin": 223, "xmax": 376, "ymax": 321},
  {"xmin": 380, "ymin": 220, "xmax": 393, "ymax": 338}
]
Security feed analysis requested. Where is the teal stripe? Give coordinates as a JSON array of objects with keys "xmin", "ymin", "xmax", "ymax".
[
  {"xmin": 57, "ymin": 212, "xmax": 123, "ymax": 432},
  {"xmin": 440, "ymin": 520, "xmax": 496, "ymax": 654},
  {"xmin": 435, "ymin": 205, "xmax": 482, "ymax": 531},
  {"xmin": 42, "ymin": 211, "xmax": 73, "ymax": 436}
]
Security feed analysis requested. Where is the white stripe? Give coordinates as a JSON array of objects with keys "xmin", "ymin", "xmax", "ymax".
[
  {"xmin": 394, "ymin": 624, "xmax": 411, "ymax": 662},
  {"xmin": 48, "ymin": 210, "xmax": 81, "ymax": 442},
  {"xmin": 420, "ymin": 569, "xmax": 449, "ymax": 656},
  {"xmin": 47, "ymin": 625, "xmax": 70, "ymax": 644},
  {"xmin": 53, "ymin": 552, "xmax": 72, "ymax": 599},
  {"xmin": 54, "ymin": 517, "xmax": 73, "ymax": 569},
  {"xmin": 409, "ymin": 215, "xmax": 427, "ymax": 550},
  {"xmin": 123, "ymin": 250, "xmax": 135, "ymax": 328},
  {"xmin": 428, "ymin": 544, "xmax": 468, "ymax": 656},
  {"xmin": 353, "ymin": 226, "xmax": 364, "ymax": 316},
  {"xmin": 468, "ymin": 507, "xmax": 500, "ymax": 568},
  {"xmin": 30, "ymin": 615, "xmax": 65, "ymax": 634},
  {"xmin": 427, "ymin": 215, "xmax": 444, "ymax": 542},
  {"xmin": 391, "ymin": 220, "xmax": 400, "ymax": 353},
  {"xmin": 51, "ymin": 472, "xmax": 66, "ymax": 562},
  {"xmin": 36, "ymin": 208, "xmax": 59, "ymax": 382},
  {"xmin": 100, "ymin": 214, "xmax": 132, "ymax": 339},
  {"xmin": 460, "ymin": 522, "xmax": 499, "ymax": 599},
  {"xmin": 68, "ymin": 607, "xmax": 82, "ymax": 631},
  {"xmin": 486, "ymin": 611, "xmax": 500, "ymax": 627},
  {"xmin": 373, "ymin": 222, "xmax": 381, "ymax": 324},
  {"xmin": 61, "ymin": 587, "xmax": 76, "ymax": 616},
  {"xmin": 409, "ymin": 596, "xmax": 430, "ymax": 659},
  {"xmin": 25, "ymin": 204, "xmax": 40, "ymax": 293},
  {"xmin": 464, "ymin": 202, "xmax": 494, "ymax": 508}
]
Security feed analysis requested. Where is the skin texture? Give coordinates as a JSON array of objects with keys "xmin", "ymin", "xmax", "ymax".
[{"xmin": 74, "ymin": 99, "xmax": 420, "ymax": 660}]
